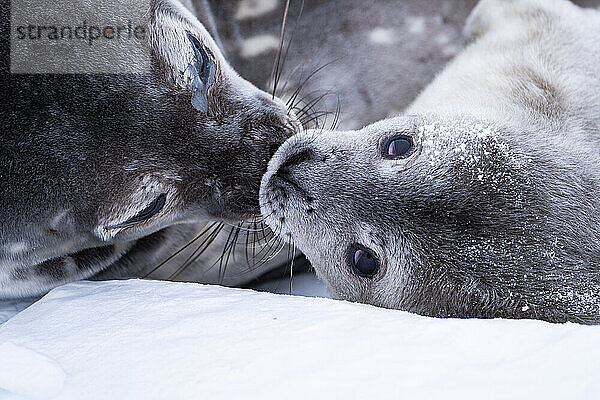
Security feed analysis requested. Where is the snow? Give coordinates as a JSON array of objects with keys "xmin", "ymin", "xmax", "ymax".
[
  {"xmin": 0, "ymin": 342, "xmax": 66, "ymax": 399},
  {"xmin": 0, "ymin": 272, "xmax": 329, "ymax": 326},
  {"xmin": 0, "ymin": 279, "xmax": 598, "ymax": 399}
]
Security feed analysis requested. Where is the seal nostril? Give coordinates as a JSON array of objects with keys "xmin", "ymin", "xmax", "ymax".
[
  {"xmin": 268, "ymin": 144, "xmax": 316, "ymax": 204},
  {"xmin": 278, "ymin": 148, "xmax": 314, "ymax": 175}
]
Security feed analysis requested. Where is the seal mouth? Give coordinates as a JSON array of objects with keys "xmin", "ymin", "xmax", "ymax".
[{"xmin": 260, "ymin": 165, "xmax": 313, "ymax": 221}]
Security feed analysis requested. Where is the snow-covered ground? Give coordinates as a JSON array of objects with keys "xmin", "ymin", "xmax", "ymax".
[
  {"xmin": 0, "ymin": 272, "xmax": 329, "ymax": 326},
  {"xmin": 0, "ymin": 279, "xmax": 598, "ymax": 399}
]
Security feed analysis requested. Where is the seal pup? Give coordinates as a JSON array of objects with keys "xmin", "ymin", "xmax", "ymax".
[
  {"xmin": 0, "ymin": 0, "xmax": 299, "ymax": 298},
  {"xmin": 260, "ymin": 0, "xmax": 600, "ymax": 323}
]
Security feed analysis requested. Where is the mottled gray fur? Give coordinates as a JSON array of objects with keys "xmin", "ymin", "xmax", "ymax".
[{"xmin": 261, "ymin": 0, "xmax": 600, "ymax": 323}]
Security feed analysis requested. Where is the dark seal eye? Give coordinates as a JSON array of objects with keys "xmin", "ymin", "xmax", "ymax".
[
  {"xmin": 106, "ymin": 193, "xmax": 167, "ymax": 229},
  {"xmin": 383, "ymin": 135, "xmax": 414, "ymax": 158},
  {"xmin": 348, "ymin": 244, "xmax": 380, "ymax": 278}
]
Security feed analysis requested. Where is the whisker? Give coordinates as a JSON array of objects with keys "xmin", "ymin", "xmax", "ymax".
[
  {"xmin": 330, "ymin": 94, "xmax": 342, "ymax": 130},
  {"xmin": 221, "ymin": 223, "xmax": 244, "ymax": 282},
  {"xmin": 292, "ymin": 90, "xmax": 332, "ymax": 122},
  {"xmin": 244, "ymin": 217, "xmax": 253, "ymax": 267},
  {"xmin": 167, "ymin": 222, "xmax": 224, "ymax": 280},
  {"xmin": 221, "ymin": 219, "xmax": 269, "ymax": 232},
  {"xmin": 248, "ymin": 230, "xmax": 280, "ymax": 263},
  {"xmin": 271, "ymin": 0, "xmax": 291, "ymax": 98},
  {"xmin": 274, "ymin": 0, "xmax": 305, "ymax": 97},
  {"xmin": 216, "ymin": 223, "xmax": 239, "ymax": 283},
  {"xmin": 143, "ymin": 221, "xmax": 219, "ymax": 278},
  {"xmin": 250, "ymin": 224, "xmax": 288, "ymax": 268},
  {"xmin": 285, "ymin": 241, "xmax": 295, "ymax": 294},
  {"xmin": 286, "ymin": 58, "xmax": 342, "ymax": 110}
]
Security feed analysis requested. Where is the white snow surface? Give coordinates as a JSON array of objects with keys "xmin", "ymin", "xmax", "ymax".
[{"xmin": 0, "ymin": 279, "xmax": 599, "ymax": 400}]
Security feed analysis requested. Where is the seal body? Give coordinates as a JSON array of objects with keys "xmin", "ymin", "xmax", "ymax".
[
  {"xmin": 214, "ymin": 0, "xmax": 478, "ymax": 130},
  {"xmin": 0, "ymin": 0, "xmax": 299, "ymax": 297},
  {"xmin": 220, "ymin": 0, "xmax": 599, "ymax": 130},
  {"xmin": 260, "ymin": 0, "xmax": 600, "ymax": 323}
]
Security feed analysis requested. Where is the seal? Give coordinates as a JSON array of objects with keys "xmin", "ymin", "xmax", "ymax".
[
  {"xmin": 260, "ymin": 0, "xmax": 600, "ymax": 323},
  {"xmin": 216, "ymin": 0, "xmax": 479, "ymax": 131},
  {"xmin": 0, "ymin": 0, "xmax": 300, "ymax": 298}
]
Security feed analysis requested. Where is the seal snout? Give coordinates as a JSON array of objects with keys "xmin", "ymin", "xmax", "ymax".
[
  {"xmin": 259, "ymin": 132, "xmax": 321, "ymax": 236},
  {"xmin": 261, "ymin": 133, "xmax": 318, "ymax": 200}
]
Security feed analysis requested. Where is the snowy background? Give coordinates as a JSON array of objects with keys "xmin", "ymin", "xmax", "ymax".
[{"xmin": 0, "ymin": 278, "xmax": 599, "ymax": 399}]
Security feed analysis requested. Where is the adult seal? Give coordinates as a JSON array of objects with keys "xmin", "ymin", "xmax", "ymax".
[
  {"xmin": 0, "ymin": 0, "xmax": 299, "ymax": 298},
  {"xmin": 260, "ymin": 0, "xmax": 600, "ymax": 323}
]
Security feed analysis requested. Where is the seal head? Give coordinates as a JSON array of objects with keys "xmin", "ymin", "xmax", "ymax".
[
  {"xmin": 260, "ymin": 0, "xmax": 600, "ymax": 324},
  {"xmin": 260, "ymin": 115, "xmax": 600, "ymax": 324},
  {"xmin": 0, "ymin": 0, "xmax": 299, "ymax": 297}
]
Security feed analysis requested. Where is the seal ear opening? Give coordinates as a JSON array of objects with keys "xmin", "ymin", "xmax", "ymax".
[{"xmin": 147, "ymin": 0, "xmax": 222, "ymax": 111}]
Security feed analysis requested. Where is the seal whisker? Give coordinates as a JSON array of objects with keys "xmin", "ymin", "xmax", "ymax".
[
  {"xmin": 330, "ymin": 94, "xmax": 342, "ymax": 130},
  {"xmin": 244, "ymin": 217, "xmax": 255, "ymax": 267},
  {"xmin": 167, "ymin": 222, "xmax": 224, "ymax": 281},
  {"xmin": 270, "ymin": 0, "xmax": 291, "ymax": 99},
  {"xmin": 213, "ymin": 223, "xmax": 238, "ymax": 283},
  {"xmin": 221, "ymin": 218, "xmax": 269, "ymax": 232},
  {"xmin": 248, "ymin": 224, "xmax": 287, "ymax": 269},
  {"xmin": 274, "ymin": 0, "xmax": 305, "ymax": 98},
  {"xmin": 278, "ymin": 63, "xmax": 308, "ymax": 104},
  {"xmin": 143, "ymin": 221, "xmax": 220, "ymax": 279},
  {"xmin": 286, "ymin": 241, "xmax": 297, "ymax": 294},
  {"xmin": 218, "ymin": 222, "xmax": 244, "ymax": 283},
  {"xmin": 292, "ymin": 90, "xmax": 332, "ymax": 122},
  {"xmin": 285, "ymin": 58, "xmax": 342, "ymax": 110},
  {"xmin": 247, "ymin": 233, "xmax": 279, "ymax": 264}
]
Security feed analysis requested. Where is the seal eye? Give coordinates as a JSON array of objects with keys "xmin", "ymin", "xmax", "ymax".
[
  {"xmin": 348, "ymin": 244, "xmax": 380, "ymax": 278},
  {"xmin": 106, "ymin": 193, "xmax": 167, "ymax": 229},
  {"xmin": 383, "ymin": 135, "xmax": 414, "ymax": 159}
]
